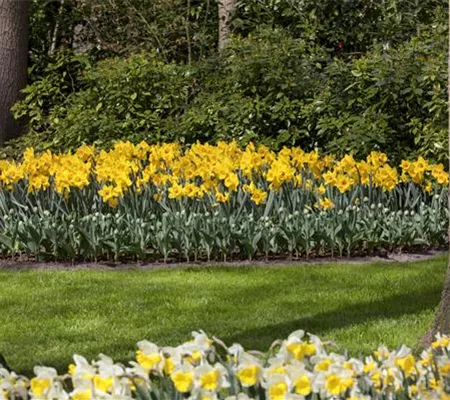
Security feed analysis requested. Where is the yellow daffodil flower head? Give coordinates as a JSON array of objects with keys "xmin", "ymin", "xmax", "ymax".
[
  {"xmin": 171, "ymin": 366, "xmax": 195, "ymax": 393},
  {"xmin": 136, "ymin": 341, "xmax": 164, "ymax": 372},
  {"xmin": 266, "ymin": 374, "xmax": 289, "ymax": 400},
  {"xmin": 236, "ymin": 363, "xmax": 263, "ymax": 387}
]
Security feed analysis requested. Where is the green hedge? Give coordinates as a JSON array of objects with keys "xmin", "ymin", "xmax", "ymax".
[{"xmin": 7, "ymin": 6, "xmax": 447, "ymax": 163}]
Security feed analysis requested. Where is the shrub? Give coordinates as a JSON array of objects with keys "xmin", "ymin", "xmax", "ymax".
[
  {"xmin": 7, "ymin": 7, "xmax": 448, "ymax": 163},
  {"xmin": 7, "ymin": 52, "xmax": 89, "ymax": 156},
  {"xmin": 170, "ymin": 30, "xmax": 328, "ymax": 149},
  {"xmin": 233, "ymin": 0, "xmax": 444, "ymax": 54},
  {"xmin": 11, "ymin": 54, "xmax": 195, "ymax": 153},
  {"xmin": 312, "ymin": 19, "xmax": 448, "ymax": 162},
  {"xmin": 10, "ymin": 31, "xmax": 327, "ymax": 154}
]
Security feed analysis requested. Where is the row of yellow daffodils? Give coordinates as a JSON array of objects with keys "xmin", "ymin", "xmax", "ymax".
[
  {"xmin": 3, "ymin": 330, "xmax": 450, "ymax": 399},
  {"xmin": 0, "ymin": 142, "xmax": 447, "ymax": 207}
]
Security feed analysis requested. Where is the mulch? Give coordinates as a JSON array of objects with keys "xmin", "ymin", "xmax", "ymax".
[{"xmin": 0, "ymin": 250, "xmax": 445, "ymax": 271}]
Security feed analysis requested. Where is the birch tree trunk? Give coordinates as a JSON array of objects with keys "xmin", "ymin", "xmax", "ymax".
[
  {"xmin": 0, "ymin": 0, "xmax": 30, "ymax": 143},
  {"xmin": 218, "ymin": 0, "xmax": 235, "ymax": 51}
]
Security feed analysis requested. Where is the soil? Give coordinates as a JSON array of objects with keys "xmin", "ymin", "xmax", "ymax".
[{"xmin": 0, "ymin": 250, "xmax": 445, "ymax": 271}]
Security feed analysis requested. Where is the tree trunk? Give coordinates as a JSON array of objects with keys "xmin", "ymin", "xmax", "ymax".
[
  {"xmin": 0, "ymin": 0, "xmax": 29, "ymax": 144},
  {"xmin": 218, "ymin": 0, "xmax": 235, "ymax": 51},
  {"xmin": 425, "ymin": 0, "xmax": 450, "ymax": 346}
]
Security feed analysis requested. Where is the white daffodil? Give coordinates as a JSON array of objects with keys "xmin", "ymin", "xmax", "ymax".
[
  {"xmin": 264, "ymin": 357, "xmax": 288, "ymax": 380},
  {"xmin": 342, "ymin": 357, "xmax": 364, "ymax": 376},
  {"xmin": 286, "ymin": 362, "xmax": 314, "ymax": 397},
  {"xmin": 135, "ymin": 341, "xmax": 164, "ymax": 373},
  {"xmin": 191, "ymin": 330, "xmax": 213, "ymax": 350},
  {"xmin": 126, "ymin": 361, "xmax": 150, "ymax": 383},
  {"xmin": 70, "ymin": 378, "xmax": 93, "ymax": 400},
  {"xmin": 160, "ymin": 346, "xmax": 183, "ymax": 375},
  {"xmin": 235, "ymin": 355, "xmax": 263, "ymax": 388},
  {"xmin": 373, "ymin": 345, "xmax": 391, "ymax": 361},
  {"xmin": 194, "ymin": 363, "xmax": 230, "ymax": 393},
  {"xmin": 70, "ymin": 354, "xmax": 96, "ymax": 379},
  {"xmin": 432, "ymin": 333, "xmax": 450, "ymax": 350},
  {"xmin": 381, "ymin": 345, "xmax": 417, "ymax": 379},
  {"xmin": 378, "ymin": 365, "xmax": 404, "ymax": 392},
  {"xmin": 307, "ymin": 334, "xmax": 325, "ymax": 356},
  {"xmin": 316, "ymin": 365, "xmax": 356, "ymax": 398},
  {"xmin": 170, "ymin": 364, "xmax": 195, "ymax": 394},
  {"xmin": 279, "ymin": 330, "xmax": 321, "ymax": 363},
  {"xmin": 177, "ymin": 331, "xmax": 213, "ymax": 367},
  {"xmin": 96, "ymin": 354, "xmax": 125, "ymax": 377},
  {"xmin": 228, "ymin": 343, "xmax": 245, "ymax": 365},
  {"xmin": 417, "ymin": 348, "xmax": 434, "ymax": 375},
  {"xmin": 265, "ymin": 373, "xmax": 292, "ymax": 400},
  {"xmin": 0, "ymin": 367, "xmax": 28, "ymax": 400},
  {"xmin": 310, "ymin": 353, "xmax": 345, "ymax": 374},
  {"xmin": 30, "ymin": 366, "xmax": 68, "ymax": 400},
  {"xmin": 0, "ymin": 368, "xmax": 29, "ymax": 400}
]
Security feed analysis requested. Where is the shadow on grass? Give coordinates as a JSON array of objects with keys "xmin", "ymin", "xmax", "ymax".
[
  {"xmin": 11, "ymin": 282, "xmax": 441, "ymax": 376},
  {"xmin": 222, "ymin": 285, "xmax": 442, "ymax": 349},
  {"xmin": 4, "ymin": 261, "xmax": 446, "ymax": 376}
]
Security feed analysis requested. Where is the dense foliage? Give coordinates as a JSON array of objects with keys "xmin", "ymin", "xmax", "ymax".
[
  {"xmin": 0, "ymin": 142, "xmax": 447, "ymax": 261},
  {"xmin": 27, "ymin": 0, "xmax": 445, "ymax": 66},
  {"xmin": 4, "ymin": 0, "xmax": 448, "ymax": 163},
  {"xmin": 3, "ymin": 329, "xmax": 450, "ymax": 399}
]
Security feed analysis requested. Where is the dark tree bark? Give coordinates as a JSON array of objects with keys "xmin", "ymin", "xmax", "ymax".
[
  {"xmin": 218, "ymin": 0, "xmax": 235, "ymax": 51},
  {"xmin": 425, "ymin": 0, "xmax": 450, "ymax": 346},
  {"xmin": 0, "ymin": 0, "xmax": 30, "ymax": 144}
]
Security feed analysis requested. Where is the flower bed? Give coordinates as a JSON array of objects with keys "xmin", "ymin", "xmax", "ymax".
[
  {"xmin": 0, "ymin": 142, "xmax": 447, "ymax": 261},
  {"xmin": 2, "ymin": 330, "xmax": 450, "ymax": 399}
]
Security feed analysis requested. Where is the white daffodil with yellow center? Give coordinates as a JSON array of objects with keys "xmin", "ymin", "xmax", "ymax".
[{"xmin": 136, "ymin": 341, "xmax": 164, "ymax": 373}]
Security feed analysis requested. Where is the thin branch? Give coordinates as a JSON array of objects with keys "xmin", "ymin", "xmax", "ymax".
[
  {"xmin": 186, "ymin": 0, "xmax": 192, "ymax": 65},
  {"xmin": 48, "ymin": 0, "xmax": 65, "ymax": 57}
]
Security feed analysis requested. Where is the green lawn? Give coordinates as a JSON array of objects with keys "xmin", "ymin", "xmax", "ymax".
[{"xmin": 0, "ymin": 256, "xmax": 447, "ymax": 375}]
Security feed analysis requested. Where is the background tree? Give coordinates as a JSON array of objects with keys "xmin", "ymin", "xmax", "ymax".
[
  {"xmin": 0, "ymin": 0, "xmax": 30, "ymax": 143},
  {"xmin": 218, "ymin": 0, "xmax": 235, "ymax": 50}
]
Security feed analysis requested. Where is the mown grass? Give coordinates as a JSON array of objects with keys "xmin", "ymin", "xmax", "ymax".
[{"xmin": 0, "ymin": 256, "xmax": 447, "ymax": 375}]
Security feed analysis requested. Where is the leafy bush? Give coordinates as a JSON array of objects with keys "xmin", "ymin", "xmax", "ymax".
[
  {"xmin": 311, "ymin": 18, "xmax": 448, "ymax": 162},
  {"xmin": 0, "ymin": 142, "xmax": 447, "ymax": 261},
  {"xmin": 10, "ymin": 12, "xmax": 447, "ymax": 163},
  {"xmin": 3, "ymin": 329, "xmax": 450, "ymax": 399},
  {"xmin": 234, "ymin": 0, "xmax": 445, "ymax": 54},
  {"xmin": 11, "ymin": 54, "xmax": 195, "ymax": 152},
  {"xmin": 8, "ymin": 53, "xmax": 90, "ymax": 156},
  {"xmin": 11, "ymin": 31, "xmax": 326, "ymax": 153},
  {"xmin": 170, "ymin": 30, "xmax": 327, "ymax": 149},
  {"xmin": 180, "ymin": 21, "xmax": 447, "ymax": 161},
  {"xmin": 28, "ymin": 0, "xmax": 445, "ymax": 68}
]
